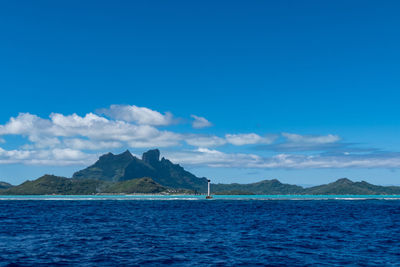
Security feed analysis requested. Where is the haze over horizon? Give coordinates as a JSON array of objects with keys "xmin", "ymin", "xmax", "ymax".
[{"xmin": 1, "ymin": 1, "xmax": 400, "ymax": 186}]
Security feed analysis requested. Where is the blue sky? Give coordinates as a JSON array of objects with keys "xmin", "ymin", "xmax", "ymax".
[{"xmin": 1, "ymin": 1, "xmax": 400, "ymax": 185}]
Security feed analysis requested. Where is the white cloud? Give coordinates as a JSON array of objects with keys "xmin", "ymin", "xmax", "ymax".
[
  {"xmin": 165, "ymin": 148, "xmax": 400, "ymax": 169},
  {"xmin": 27, "ymin": 136, "xmax": 61, "ymax": 149},
  {"xmin": 0, "ymin": 113, "xmax": 52, "ymax": 136},
  {"xmin": 50, "ymin": 112, "xmax": 108, "ymax": 130},
  {"xmin": 268, "ymin": 133, "xmax": 342, "ymax": 152},
  {"xmin": 185, "ymin": 135, "xmax": 226, "ymax": 147},
  {"xmin": 63, "ymin": 139, "xmax": 123, "ymax": 150},
  {"xmin": 166, "ymin": 148, "xmax": 263, "ymax": 168},
  {"xmin": 282, "ymin": 133, "xmax": 340, "ymax": 144},
  {"xmin": 256, "ymin": 153, "xmax": 400, "ymax": 169},
  {"xmin": 0, "ymin": 147, "xmax": 96, "ymax": 166},
  {"xmin": 0, "ymin": 112, "xmax": 182, "ymax": 149},
  {"xmin": 225, "ymin": 133, "xmax": 276, "ymax": 146},
  {"xmin": 191, "ymin": 115, "xmax": 212, "ymax": 129},
  {"xmin": 99, "ymin": 105, "xmax": 174, "ymax": 126},
  {"xmin": 127, "ymin": 130, "xmax": 182, "ymax": 148}
]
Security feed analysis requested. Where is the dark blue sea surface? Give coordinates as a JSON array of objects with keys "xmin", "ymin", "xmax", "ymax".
[{"xmin": 0, "ymin": 199, "xmax": 400, "ymax": 266}]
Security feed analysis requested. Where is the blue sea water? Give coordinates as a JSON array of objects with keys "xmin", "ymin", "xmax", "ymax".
[{"xmin": 0, "ymin": 197, "xmax": 400, "ymax": 266}]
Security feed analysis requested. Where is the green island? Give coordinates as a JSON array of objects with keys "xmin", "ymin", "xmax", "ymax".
[{"xmin": 1, "ymin": 149, "xmax": 400, "ymax": 195}]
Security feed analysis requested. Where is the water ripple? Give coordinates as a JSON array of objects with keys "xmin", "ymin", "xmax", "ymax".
[{"xmin": 0, "ymin": 200, "xmax": 400, "ymax": 266}]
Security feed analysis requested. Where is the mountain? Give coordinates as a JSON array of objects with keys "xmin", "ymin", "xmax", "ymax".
[
  {"xmin": 0, "ymin": 181, "xmax": 13, "ymax": 190},
  {"xmin": 73, "ymin": 149, "xmax": 208, "ymax": 192},
  {"xmin": 73, "ymin": 150, "xmax": 135, "ymax": 181},
  {"xmin": 303, "ymin": 178, "xmax": 400, "ymax": 195},
  {"xmin": 132, "ymin": 149, "xmax": 207, "ymax": 191},
  {"xmin": 213, "ymin": 179, "xmax": 304, "ymax": 195}
]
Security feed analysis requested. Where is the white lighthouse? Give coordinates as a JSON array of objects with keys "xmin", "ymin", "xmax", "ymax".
[{"xmin": 206, "ymin": 179, "xmax": 212, "ymax": 199}]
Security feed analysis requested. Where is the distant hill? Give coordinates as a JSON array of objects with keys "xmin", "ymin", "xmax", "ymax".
[
  {"xmin": 0, "ymin": 181, "xmax": 13, "ymax": 190},
  {"xmin": 303, "ymin": 178, "xmax": 400, "ymax": 195},
  {"xmin": 3, "ymin": 175, "xmax": 104, "ymax": 195},
  {"xmin": 73, "ymin": 149, "xmax": 208, "ymax": 192},
  {"xmin": 3, "ymin": 174, "xmax": 400, "ymax": 195},
  {"xmin": 212, "ymin": 178, "xmax": 400, "ymax": 195},
  {"xmin": 213, "ymin": 179, "xmax": 304, "ymax": 195},
  {"xmin": 1, "ymin": 175, "xmax": 175, "ymax": 195}
]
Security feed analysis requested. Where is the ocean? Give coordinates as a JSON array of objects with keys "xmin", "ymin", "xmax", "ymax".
[{"xmin": 0, "ymin": 197, "xmax": 399, "ymax": 266}]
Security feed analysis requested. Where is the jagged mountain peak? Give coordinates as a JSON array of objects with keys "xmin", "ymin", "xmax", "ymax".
[
  {"xmin": 73, "ymin": 150, "xmax": 136, "ymax": 181},
  {"xmin": 122, "ymin": 149, "xmax": 133, "ymax": 156},
  {"xmin": 142, "ymin": 149, "xmax": 160, "ymax": 166},
  {"xmin": 98, "ymin": 150, "xmax": 133, "ymax": 160}
]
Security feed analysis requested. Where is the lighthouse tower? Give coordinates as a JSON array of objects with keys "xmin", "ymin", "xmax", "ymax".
[{"xmin": 206, "ymin": 179, "xmax": 212, "ymax": 199}]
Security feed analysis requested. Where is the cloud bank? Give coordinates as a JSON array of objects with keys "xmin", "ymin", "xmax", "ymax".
[
  {"xmin": 166, "ymin": 149, "xmax": 400, "ymax": 169},
  {"xmin": 0, "ymin": 104, "xmax": 398, "ymax": 169}
]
